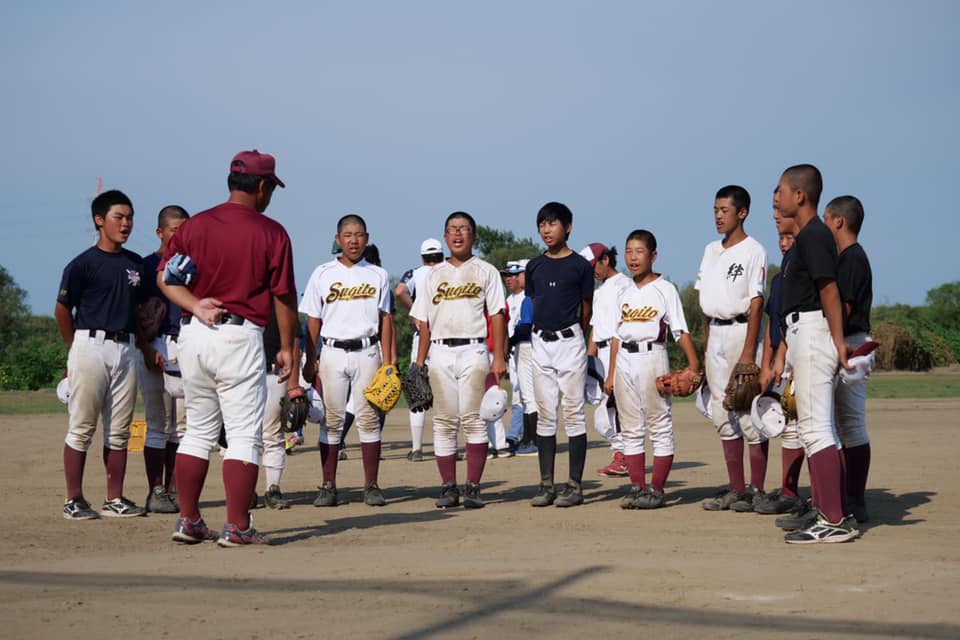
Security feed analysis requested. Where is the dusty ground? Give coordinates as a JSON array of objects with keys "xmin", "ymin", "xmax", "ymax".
[{"xmin": 2, "ymin": 399, "xmax": 958, "ymax": 639}]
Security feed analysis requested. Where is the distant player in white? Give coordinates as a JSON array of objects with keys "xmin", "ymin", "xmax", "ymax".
[
  {"xmin": 301, "ymin": 214, "xmax": 393, "ymax": 508},
  {"xmin": 605, "ymin": 230, "xmax": 699, "ymax": 509},
  {"xmin": 580, "ymin": 242, "xmax": 631, "ymax": 477},
  {"xmin": 502, "ymin": 259, "xmax": 535, "ymax": 454},
  {"xmin": 395, "ymin": 238, "xmax": 444, "ymax": 461},
  {"xmin": 411, "ymin": 211, "xmax": 507, "ymax": 509},
  {"xmin": 696, "ymin": 185, "xmax": 768, "ymax": 512}
]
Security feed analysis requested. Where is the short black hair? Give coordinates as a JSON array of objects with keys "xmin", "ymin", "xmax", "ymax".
[
  {"xmin": 826, "ymin": 195, "xmax": 864, "ymax": 234},
  {"xmin": 715, "ymin": 185, "xmax": 751, "ymax": 213},
  {"xmin": 363, "ymin": 243, "xmax": 381, "ymax": 266},
  {"xmin": 227, "ymin": 171, "xmax": 275, "ymax": 194},
  {"xmin": 337, "ymin": 214, "xmax": 368, "ymax": 233},
  {"xmin": 91, "ymin": 190, "xmax": 133, "ymax": 227},
  {"xmin": 626, "ymin": 229, "xmax": 657, "ymax": 252},
  {"xmin": 536, "ymin": 201, "xmax": 573, "ymax": 227},
  {"xmin": 445, "ymin": 211, "xmax": 477, "ymax": 235},
  {"xmin": 600, "ymin": 245, "xmax": 618, "ymax": 269},
  {"xmin": 782, "ymin": 164, "xmax": 823, "ymax": 208},
  {"xmin": 157, "ymin": 205, "xmax": 189, "ymax": 230}
]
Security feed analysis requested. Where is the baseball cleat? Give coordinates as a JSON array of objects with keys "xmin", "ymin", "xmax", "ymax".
[
  {"xmin": 406, "ymin": 449, "xmax": 424, "ymax": 462},
  {"xmin": 217, "ymin": 519, "xmax": 271, "ymax": 547},
  {"xmin": 264, "ymin": 485, "xmax": 292, "ymax": 510},
  {"xmin": 338, "ymin": 448, "xmax": 348, "ymax": 461},
  {"xmin": 530, "ymin": 483, "xmax": 557, "ymax": 507},
  {"xmin": 462, "ymin": 481, "xmax": 485, "ymax": 509},
  {"xmin": 634, "ymin": 486, "xmax": 666, "ymax": 509},
  {"xmin": 754, "ymin": 489, "xmax": 801, "ymax": 515},
  {"xmin": 515, "ymin": 442, "xmax": 538, "ymax": 457},
  {"xmin": 172, "ymin": 516, "xmax": 218, "ymax": 544},
  {"xmin": 597, "ymin": 452, "xmax": 629, "ymax": 477},
  {"xmin": 435, "ymin": 481, "xmax": 461, "ymax": 509},
  {"xmin": 101, "ymin": 496, "xmax": 146, "ymax": 518},
  {"xmin": 784, "ymin": 513, "xmax": 860, "ymax": 544},
  {"xmin": 363, "ymin": 482, "xmax": 387, "ymax": 507},
  {"xmin": 619, "ymin": 484, "xmax": 646, "ymax": 510},
  {"xmin": 730, "ymin": 485, "xmax": 765, "ymax": 512},
  {"xmin": 775, "ymin": 500, "xmax": 817, "ymax": 531},
  {"xmin": 702, "ymin": 489, "xmax": 744, "ymax": 511},
  {"xmin": 554, "ymin": 481, "xmax": 584, "ymax": 508},
  {"xmin": 146, "ymin": 486, "xmax": 179, "ymax": 514},
  {"xmin": 63, "ymin": 496, "xmax": 100, "ymax": 520},
  {"xmin": 313, "ymin": 481, "xmax": 338, "ymax": 507}
]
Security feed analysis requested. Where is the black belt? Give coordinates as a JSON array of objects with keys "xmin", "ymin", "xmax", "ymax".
[
  {"xmin": 621, "ymin": 341, "xmax": 663, "ymax": 353},
  {"xmin": 432, "ymin": 338, "xmax": 485, "ymax": 347},
  {"xmin": 323, "ymin": 335, "xmax": 379, "ymax": 351},
  {"xmin": 595, "ymin": 339, "xmax": 610, "ymax": 349},
  {"xmin": 782, "ymin": 310, "xmax": 825, "ymax": 333},
  {"xmin": 86, "ymin": 329, "xmax": 131, "ymax": 343},
  {"xmin": 711, "ymin": 314, "xmax": 748, "ymax": 326},
  {"xmin": 182, "ymin": 313, "xmax": 246, "ymax": 326},
  {"xmin": 534, "ymin": 326, "xmax": 576, "ymax": 342}
]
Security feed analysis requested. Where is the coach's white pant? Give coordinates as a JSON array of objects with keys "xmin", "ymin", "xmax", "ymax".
[
  {"xmin": 614, "ymin": 343, "xmax": 674, "ymax": 457},
  {"xmin": 594, "ymin": 343, "xmax": 624, "ymax": 452},
  {"xmin": 138, "ymin": 349, "xmax": 184, "ymax": 448},
  {"xmin": 704, "ymin": 322, "xmax": 765, "ymax": 443},
  {"xmin": 319, "ymin": 343, "xmax": 382, "ymax": 445},
  {"xmin": 785, "ymin": 312, "xmax": 840, "ymax": 456},
  {"xmin": 835, "ymin": 331, "xmax": 870, "ymax": 448},
  {"xmin": 532, "ymin": 326, "xmax": 587, "ymax": 438},
  {"xmin": 177, "ymin": 320, "xmax": 266, "ymax": 465},
  {"xmin": 428, "ymin": 342, "xmax": 489, "ymax": 456},
  {"xmin": 65, "ymin": 330, "xmax": 139, "ymax": 451}
]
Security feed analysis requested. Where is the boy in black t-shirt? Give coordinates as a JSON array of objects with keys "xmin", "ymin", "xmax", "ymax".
[
  {"xmin": 773, "ymin": 164, "xmax": 857, "ymax": 544},
  {"xmin": 55, "ymin": 190, "xmax": 147, "ymax": 520},
  {"xmin": 524, "ymin": 202, "xmax": 595, "ymax": 507},
  {"xmin": 825, "ymin": 195, "xmax": 874, "ymax": 523}
]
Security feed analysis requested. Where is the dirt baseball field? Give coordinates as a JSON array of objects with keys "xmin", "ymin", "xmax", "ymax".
[{"xmin": 3, "ymin": 399, "xmax": 958, "ymax": 639}]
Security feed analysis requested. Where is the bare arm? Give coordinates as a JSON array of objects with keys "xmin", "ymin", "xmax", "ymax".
[
  {"xmin": 738, "ymin": 295, "xmax": 764, "ymax": 365},
  {"xmin": 818, "ymin": 278, "xmax": 850, "ymax": 370},
  {"xmin": 415, "ymin": 320, "xmax": 432, "ymax": 366},
  {"xmin": 580, "ymin": 298, "xmax": 592, "ymax": 335},
  {"xmin": 758, "ymin": 320, "xmax": 774, "ymax": 390},
  {"xmin": 490, "ymin": 312, "xmax": 507, "ymax": 379},
  {"xmin": 273, "ymin": 292, "xmax": 298, "ymax": 383},
  {"xmin": 586, "ymin": 327, "xmax": 598, "ymax": 357},
  {"xmin": 157, "ymin": 272, "xmax": 225, "ymax": 326},
  {"xmin": 55, "ymin": 301, "xmax": 75, "ymax": 350},
  {"xmin": 380, "ymin": 311, "xmax": 396, "ymax": 366},
  {"xmin": 603, "ymin": 337, "xmax": 620, "ymax": 396},
  {"xmin": 394, "ymin": 282, "xmax": 413, "ymax": 311},
  {"xmin": 302, "ymin": 316, "xmax": 322, "ymax": 384}
]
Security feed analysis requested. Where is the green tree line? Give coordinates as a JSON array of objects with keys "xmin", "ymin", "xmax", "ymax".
[{"xmin": 2, "ymin": 248, "xmax": 957, "ymax": 391}]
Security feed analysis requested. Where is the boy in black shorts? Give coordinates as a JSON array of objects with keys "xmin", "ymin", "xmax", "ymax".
[{"xmin": 525, "ymin": 202, "xmax": 594, "ymax": 507}]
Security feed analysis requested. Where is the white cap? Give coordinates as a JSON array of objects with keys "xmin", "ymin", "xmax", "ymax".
[
  {"xmin": 750, "ymin": 392, "xmax": 786, "ymax": 439},
  {"xmin": 839, "ymin": 340, "xmax": 879, "ymax": 385},
  {"xmin": 480, "ymin": 385, "xmax": 508, "ymax": 422},
  {"xmin": 56, "ymin": 377, "xmax": 70, "ymax": 405},
  {"xmin": 163, "ymin": 373, "xmax": 184, "ymax": 399},
  {"xmin": 584, "ymin": 355, "xmax": 605, "ymax": 405},
  {"xmin": 420, "ymin": 238, "xmax": 442, "ymax": 255},
  {"xmin": 306, "ymin": 387, "xmax": 326, "ymax": 424}
]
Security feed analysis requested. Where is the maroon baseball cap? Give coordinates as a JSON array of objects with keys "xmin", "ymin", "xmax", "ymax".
[
  {"xmin": 578, "ymin": 242, "xmax": 609, "ymax": 266},
  {"xmin": 230, "ymin": 150, "xmax": 285, "ymax": 188}
]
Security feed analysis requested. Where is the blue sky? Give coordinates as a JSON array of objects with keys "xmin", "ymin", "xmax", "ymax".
[{"xmin": 2, "ymin": 1, "xmax": 957, "ymax": 313}]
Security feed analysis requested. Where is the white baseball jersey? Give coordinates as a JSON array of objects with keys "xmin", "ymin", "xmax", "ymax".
[
  {"xmin": 505, "ymin": 291, "xmax": 526, "ymax": 338},
  {"xmin": 400, "ymin": 264, "xmax": 433, "ymax": 303},
  {"xmin": 591, "ymin": 272, "xmax": 631, "ymax": 342},
  {"xmin": 410, "ymin": 256, "xmax": 505, "ymax": 339},
  {"xmin": 616, "ymin": 276, "xmax": 689, "ymax": 343},
  {"xmin": 695, "ymin": 236, "xmax": 766, "ymax": 319},
  {"xmin": 299, "ymin": 258, "xmax": 391, "ymax": 339}
]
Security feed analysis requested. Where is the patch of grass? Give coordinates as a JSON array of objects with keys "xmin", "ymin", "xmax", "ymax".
[
  {"xmin": 0, "ymin": 389, "xmax": 67, "ymax": 415},
  {"xmin": 866, "ymin": 372, "xmax": 960, "ymax": 399}
]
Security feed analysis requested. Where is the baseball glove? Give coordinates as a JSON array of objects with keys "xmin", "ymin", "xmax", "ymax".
[
  {"xmin": 364, "ymin": 364, "xmax": 402, "ymax": 413},
  {"xmin": 401, "ymin": 363, "xmax": 433, "ymax": 413},
  {"xmin": 280, "ymin": 387, "xmax": 310, "ymax": 433},
  {"xmin": 780, "ymin": 373, "xmax": 798, "ymax": 421},
  {"xmin": 656, "ymin": 368, "xmax": 703, "ymax": 397},
  {"xmin": 722, "ymin": 362, "xmax": 761, "ymax": 412}
]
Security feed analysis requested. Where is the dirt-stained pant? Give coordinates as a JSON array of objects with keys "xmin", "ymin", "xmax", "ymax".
[
  {"xmin": 318, "ymin": 342, "xmax": 382, "ymax": 445},
  {"xmin": 428, "ymin": 342, "xmax": 490, "ymax": 456},
  {"xmin": 704, "ymin": 321, "xmax": 765, "ymax": 444},
  {"xmin": 614, "ymin": 343, "xmax": 674, "ymax": 457},
  {"xmin": 532, "ymin": 325, "xmax": 587, "ymax": 438}
]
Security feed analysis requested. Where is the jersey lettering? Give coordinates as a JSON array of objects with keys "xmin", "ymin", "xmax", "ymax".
[
  {"xmin": 726, "ymin": 263, "xmax": 744, "ymax": 281},
  {"xmin": 621, "ymin": 304, "xmax": 658, "ymax": 323},
  {"xmin": 325, "ymin": 281, "xmax": 378, "ymax": 303},
  {"xmin": 432, "ymin": 281, "xmax": 483, "ymax": 304}
]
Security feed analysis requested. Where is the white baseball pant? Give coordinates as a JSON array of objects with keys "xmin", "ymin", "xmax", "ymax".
[
  {"xmin": 138, "ymin": 349, "xmax": 183, "ymax": 448},
  {"xmin": 486, "ymin": 352, "xmax": 508, "ymax": 450},
  {"xmin": 785, "ymin": 312, "xmax": 841, "ymax": 456},
  {"xmin": 65, "ymin": 330, "xmax": 138, "ymax": 451},
  {"xmin": 262, "ymin": 372, "xmax": 287, "ymax": 488},
  {"xmin": 704, "ymin": 322, "xmax": 765, "ymax": 443},
  {"xmin": 176, "ymin": 320, "xmax": 266, "ymax": 465},
  {"xmin": 835, "ymin": 332, "xmax": 870, "ymax": 448},
  {"xmin": 594, "ymin": 343, "xmax": 624, "ymax": 453},
  {"xmin": 409, "ymin": 333, "xmax": 426, "ymax": 445},
  {"xmin": 318, "ymin": 342, "xmax": 381, "ymax": 445},
  {"xmin": 614, "ymin": 343, "xmax": 674, "ymax": 456},
  {"xmin": 428, "ymin": 342, "xmax": 489, "ymax": 456},
  {"xmin": 532, "ymin": 325, "xmax": 587, "ymax": 438}
]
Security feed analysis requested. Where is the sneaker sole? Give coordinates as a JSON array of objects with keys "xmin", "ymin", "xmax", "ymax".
[
  {"xmin": 101, "ymin": 510, "xmax": 146, "ymax": 518},
  {"xmin": 463, "ymin": 500, "xmax": 485, "ymax": 509},
  {"xmin": 63, "ymin": 512, "xmax": 100, "ymax": 521},
  {"xmin": 217, "ymin": 538, "xmax": 270, "ymax": 548},
  {"xmin": 555, "ymin": 497, "xmax": 584, "ymax": 508},
  {"xmin": 172, "ymin": 532, "xmax": 207, "ymax": 544},
  {"xmin": 785, "ymin": 531, "xmax": 859, "ymax": 544}
]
